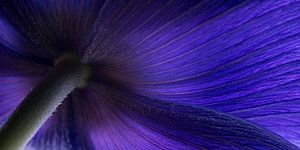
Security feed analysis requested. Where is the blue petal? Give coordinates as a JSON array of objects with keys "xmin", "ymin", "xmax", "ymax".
[
  {"xmin": 0, "ymin": 45, "xmax": 48, "ymax": 126},
  {"xmin": 70, "ymin": 84, "xmax": 297, "ymax": 149},
  {"xmin": 0, "ymin": 14, "xmax": 50, "ymax": 141},
  {"xmin": 1, "ymin": 0, "xmax": 299, "ymax": 149},
  {"xmin": 0, "ymin": 13, "xmax": 52, "ymax": 62},
  {"xmin": 1, "ymin": 0, "xmax": 105, "ymax": 55},
  {"xmin": 83, "ymin": 0, "xmax": 244, "ymax": 62},
  {"xmin": 26, "ymin": 96, "xmax": 85, "ymax": 150},
  {"xmin": 0, "ymin": 76, "xmax": 38, "ymax": 126},
  {"xmin": 88, "ymin": 0, "xmax": 300, "ymax": 146}
]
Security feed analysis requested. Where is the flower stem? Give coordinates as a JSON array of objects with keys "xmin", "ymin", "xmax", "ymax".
[{"xmin": 0, "ymin": 53, "xmax": 90, "ymax": 150}]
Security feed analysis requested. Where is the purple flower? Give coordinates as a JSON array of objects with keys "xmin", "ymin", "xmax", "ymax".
[{"xmin": 0, "ymin": 0, "xmax": 299, "ymax": 149}]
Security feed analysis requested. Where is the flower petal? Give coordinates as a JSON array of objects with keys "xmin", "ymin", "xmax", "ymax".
[
  {"xmin": 88, "ymin": 0, "xmax": 300, "ymax": 146},
  {"xmin": 71, "ymin": 84, "xmax": 297, "ymax": 149},
  {"xmin": 0, "ymin": 76, "xmax": 38, "ymax": 126},
  {"xmin": 0, "ymin": 11, "xmax": 51, "ymax": 76},
  {"xmin": 97, "ymin": 0, "xmax": 300, "ymax": 102},
  {"xmin": 83, "ymin": 0, "xmax": 245, "ymax": 61},
  {"xmin": 26, "ymin": 96, "xmax": 85, "ymax": 150},
  {"xmin": 1, "ymin": 0, "xmax": 105, "ymax": 55},
  {"xmin": 0, "ymin": 13, "xmax": 51, "ymax": 61},
  {"xmin": 0, "ymin": 45, "xmax": 48, "ymax": 125}
]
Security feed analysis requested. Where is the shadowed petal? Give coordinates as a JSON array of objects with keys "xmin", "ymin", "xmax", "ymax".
[
  {"xmin": 97, "ymin": 0, "xmax": 300, "ymax": 102},
  {"xmin": 0, "ymin": 13, "xmax": 52, "ymax": 61},
  {"xmin": 1, "ymin": 0, "xmax": 299, "ymax": 149},
  {"xmin": 0, "ymin": 76, "xmax": 38, "ymax": 127},
  {"xmin": 69, "ymin": 84, "xmax": 297, "ymax": 149},
  {"xmin": 87, "ymin": 0, "xmax": 300, "ymax": 146},
  {"xmin": 83, "ymin": 0, "xmax": 244, "ymax": 63},
  {"xmin": 26, "ymin": 96, "xmax": 84, "ymax": 150},
  {"xmin": 0, "ymin": 0, "xmax": 105, "ymax": 56},
  {"xmin": 0, "ymin": 35, "xmax": 49, "ymax": 123}
]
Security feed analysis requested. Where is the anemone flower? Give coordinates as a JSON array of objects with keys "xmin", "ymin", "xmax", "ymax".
[{"xmin": 0, "ymin": 0, "xmax": 299, "ymax": 150}]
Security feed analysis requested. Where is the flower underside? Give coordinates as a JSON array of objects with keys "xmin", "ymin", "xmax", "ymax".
[{"xmin": 0, "ymin": 0, "xmax": 299, "ymax": 150}]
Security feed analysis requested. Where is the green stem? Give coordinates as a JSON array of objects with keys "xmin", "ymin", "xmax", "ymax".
[{"xmin": 0, "ymin": 53, "xmax": 90, "ymax": 150}]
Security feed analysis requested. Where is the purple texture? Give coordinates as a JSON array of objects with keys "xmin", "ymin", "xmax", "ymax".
[{"xmin": 0, "ymin": 0, "xmax": 299, "ymax": 149}]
